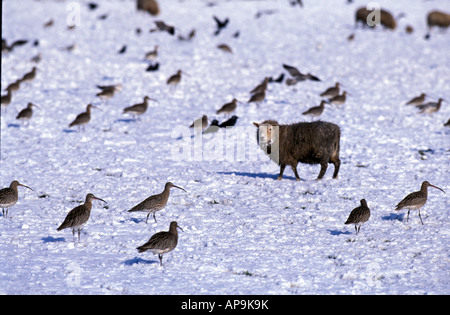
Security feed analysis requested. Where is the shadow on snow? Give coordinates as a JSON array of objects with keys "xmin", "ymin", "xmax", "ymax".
[{"xmin": 123, "ymin": 257, "xmax": 158, "ymax": 266}]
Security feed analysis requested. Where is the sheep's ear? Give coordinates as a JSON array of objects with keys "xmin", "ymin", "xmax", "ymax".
[{"xmin": 253, "ymin": 122, "xmax": 259, "ymax": 128}]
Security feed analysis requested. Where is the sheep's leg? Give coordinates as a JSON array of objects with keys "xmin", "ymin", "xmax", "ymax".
[
  {"xmin": 331, "ymin": 158, "xmax": 341, "ymax": 179},
  {"xmin": 291, "ymin": 165, "xmax": 300, "ymax": 181},
  {"xmin": 317, "ymin": 162, "xmax": 328, "ymax": 180},
  {"xmin": 278, "ymin": 164, "xmax": 286, "ymax": 180}
]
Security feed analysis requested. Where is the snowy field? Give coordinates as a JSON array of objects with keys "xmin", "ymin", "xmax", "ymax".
[{"xmin": 1, "ymin": 0, "xmax": 449, "ymax": 295}]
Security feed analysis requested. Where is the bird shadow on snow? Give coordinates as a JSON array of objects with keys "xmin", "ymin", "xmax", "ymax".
[
  {"xmin": 327, "ymin": 229, "xmax": 352, "ymax": 236},
  {"xmin": 115, "ymin": 118, "xmax": 137, "ymax": 123},
  {"xmin": 217, "ymin": 171, "xmax": 297, "ymax": 181},
  {"xmin": 123, "ymin": 257, "xmax": 158, "ymax": 266},
  {"xmin": 381, "ymin": 213, "xmax": 405, "ymax": 222},
  {"xmin": 41, "ymin": 236, "xmax": 65, "ymax": 243},
  {"xmin": 7, "ymin": 123, "xmax": 21, "ymax": 128},
  {"xmin": 62, "ymin": 128, "xmax": 77, "ymax": 133}
]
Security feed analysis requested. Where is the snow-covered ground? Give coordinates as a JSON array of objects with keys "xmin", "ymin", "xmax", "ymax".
[{"xmin": 1, "ymin": 0, "xmax": 449, "ymax": 295}]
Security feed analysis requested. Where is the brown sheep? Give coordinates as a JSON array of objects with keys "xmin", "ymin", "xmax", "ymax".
[
  {"xmin": 253, "ymin": 120, "xmax": 341, "ymax": 181},
  {"xmin": 137, "ymin": 0, "xmax": 160, "ymax": 16},
  {"xmin": 427, "ymin": 10, "xmax": 450, "ymax": 30},
  {"xmin": 355, "ymin": 7, "xmax": 396, "ymax": 30}
]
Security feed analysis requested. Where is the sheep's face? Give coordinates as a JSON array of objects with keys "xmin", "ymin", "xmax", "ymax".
[{"xmin": 253, "ymin": 121, "xmax": 279, "ymax": 162}]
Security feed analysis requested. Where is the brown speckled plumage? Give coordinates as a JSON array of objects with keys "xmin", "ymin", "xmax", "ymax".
[
  {"xmin": 137, "ymin": 221, "xmax": 182, "ymax": 266},
  {"xmin": 128, "ymin": 182, "xmax": 186, "ymax": 223},
  {"xmin": 345, "ymin": 199, "xmax": 370, "ymax": 234},
  {"xmin": 57, "ymin": 193, "xmax": 106, "ymax": 242},
  {"xmin": 395, "ymin": 181, "xmax": 445, "ymax": 225},
  {"xmin": 0, "ymin": 180, "xmax": 33, "ymax": 218}
]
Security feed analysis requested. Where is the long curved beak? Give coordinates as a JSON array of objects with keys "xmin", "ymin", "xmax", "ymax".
[
  {"xmin": 177, "ymin": 225, "xmax": 184, "ymax": 232},
  {"xmin": 172, "ymin": 184, "xmax": 186, "ymax": 193},
  {"xmin": 93, "ymin": 196, "xmax": 107, "ymax": 203},
  {"xmin": 18, "ymin": 183, "xmax": 33, "ymax": 191},
  {"xmin": 430, "ymin": 184, "xmax": 445, "ymax": 193}
]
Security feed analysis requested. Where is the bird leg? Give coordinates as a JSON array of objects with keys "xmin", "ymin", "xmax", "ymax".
[
  {"xmin": 418, "ymin": 210, "xmax": 424, "ymax": 225},
  {"xmin": 406, "ymin": 210, "xmax": 410, "ymax": 222},
  {"xmin": 145, "ymin": 213, "xmax": 150, "ymax": 224},
  {"xmin": 158, "ymin": 254, "xmax": 163, "ymax": 266},
  {"xmin": 153, "ymin": 213, "xmax": 157, "ymax": 223}
]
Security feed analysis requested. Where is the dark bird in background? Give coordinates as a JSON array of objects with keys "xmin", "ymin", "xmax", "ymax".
[
  {"xmin": 118, "ymin": 45, "xmax": 127, "ymax": 54},
  {"xmin": 87, "ymin": 2, "xmax": 98, "ymax": 10},
  {"xmin": 150, "ymin": 21, "xmax": 175, "ymax": 35},
  {"xmin": 146, "ymin": 62, "xmax": 160, "ymax": 72},
  {"xmin": 203, "ymin": 119, "xmax": 219, "ymax": 134},
  {"xmin": 290, "ymin": 0, "xmax": 303, "ymax": 7},
  {"xmin": 213, "ymin": 16, "xmax": 229, "ymax": 36},
  {"xmin": 283, "ymin": 64, "xmax": 321, "ymax": 85},
  {"xmin": 268, "ymin": 73, "xmax": 284, "ymax": 83},
  {"xmin": 2, "ymin": 39, "xmax": 28, "ymax": 53},
  {"xmin": 219, "ymin": 115, "xmax": 239, "ymax": 128}
]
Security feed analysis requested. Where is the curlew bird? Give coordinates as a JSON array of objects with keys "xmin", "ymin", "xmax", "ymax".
[
  {"xmin": 416, "ymin": 98, "xmax": 444, "ymax": 114},
  {"xmin": 144, "ymin": 45, "xmax": 158, "ymax": 61},
  {"xmin": 57, "ymin": 193, "xmax": 107, "ymax": 242},
  {"xmin": 16, "ymin": 102, "xmax": 40, "ymax": 125},
  {"xmin": 328, "ymin": 91, "xmax": 348, "ymax": 106},
  {"xmin": 217, "ymin": 43, "xmax": 232, "ymax": 53},
  {"xmin": 250, "ymin": 77, "xmax": 269, "ymax": 95},
  {"xmin": 127, "ymin": 182, "xmax": 186, "ymax": 223},
  {"xmin": 405, "ymin": 93, "xmax": 426, "ymax": 106},
  {"xmin": 136, "ymin": 221, "xmax": 182, "ymax": 266},
  {"xmin": 5, "ymin": 80, "xmax": 21, "ymax": 93},
  {"xmin": 69, "ymin": 104, "xmax": 99, "ymax": 131},
  {"xmin": 166, "ymin": 70, "xmax": 183, "ymax": 87},
  {"xmin": 302, "ymin": 100, "xmax": 326, "ymax": 118},
  {"xmin": 30, "ymin": 53, "xmax": 42, "ymax": 63},
  {"xmin": 189, "ymin": 115, "xmax": 208, "ymax": 131},
  {"xmin": 283, "ymin": 64, "xmax": 321, "ymax": 85},
  {"xmin": 20, "ymin": 67, "xmax": 37, "ymax": 83},
  {"xmin": 123, "ymin": 96, "xmax": 157, "ymax": 120},
  {"xmin": 395, "ymin": 181, "xmax": 445, "ymax": 225},
  {"xmin": 96, "ymin": 84, "xmax": 123, "ymax": 102},
  {"xmin": 0, "ymin": 180, "xmax": 33, "ymax": 218},
  {"xmin": 248, "ymin": 90, "xmax": 265, "ymax": 105},
  {"xmin": 1, "ymin": 87, "xmax": 13, "ymax": 110},
  {"xmin": 345, "ymin": 199, "xmax": 371, "ymax": 234},
  {"xmin": 216, "ymin": 98, "xmax": 239, "ymax": 116},
  {"xmin": 320, "ymin": 82, "xmax": 340, "ymax": 98}
]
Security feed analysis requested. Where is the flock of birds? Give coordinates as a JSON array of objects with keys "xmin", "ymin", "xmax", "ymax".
[
  {"xmin": 0, "ymin": 177, "xmax": 446, "ymax": 264},
  {"xmin": 1, "ymin": 0, "xmax": 449, "ymax": 266}
]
